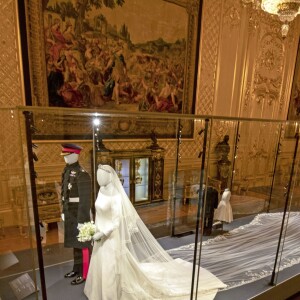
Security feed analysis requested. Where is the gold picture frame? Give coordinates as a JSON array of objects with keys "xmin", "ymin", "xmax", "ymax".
[{"xmin": 23, "ymin": 0, "xmax": 200, "ymax": 138}]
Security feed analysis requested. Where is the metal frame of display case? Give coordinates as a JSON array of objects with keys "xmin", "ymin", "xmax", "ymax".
[{"xmin": 17, "ymin": 107, "xmax": 300, "ymax": 300}]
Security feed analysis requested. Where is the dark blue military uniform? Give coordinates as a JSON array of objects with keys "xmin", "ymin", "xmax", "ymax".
[
  {"xmin": 61, "ymin": 161, "xmax": 91, "ymax": 248},
  {"xmin": 203, "ymin": 187, "xmax": 219, "ymax": 235},
  {"xmin": 61, "ymin": 144, "xmax": 91, "ymax": 284}
]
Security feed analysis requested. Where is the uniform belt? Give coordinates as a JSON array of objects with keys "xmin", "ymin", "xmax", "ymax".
[{"xmin": 69, "ymin": 197, "xmax": 79, "ymax": 203}]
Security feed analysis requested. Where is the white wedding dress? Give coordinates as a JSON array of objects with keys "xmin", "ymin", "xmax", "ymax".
[
  {"xmin": 214, "ymin": 189, "xmax": 233, "ymax": 223},
  {"xmin": 84, "ymin": 165, "xmax": 226, "ymax": 300}
]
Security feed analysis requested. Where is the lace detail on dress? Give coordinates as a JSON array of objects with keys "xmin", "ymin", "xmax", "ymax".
[{"xmin": 169, "ymin": 212, "xmax": 300, "ymax": 290}]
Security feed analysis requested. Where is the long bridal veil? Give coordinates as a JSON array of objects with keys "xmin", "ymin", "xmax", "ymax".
[
  {"xmin": 95, "ymin": 164, "xmax": 226, "ymax": 299},
  {"xmin": 168, "ymin": 212, "xmax": 300, "ymax": 290}
]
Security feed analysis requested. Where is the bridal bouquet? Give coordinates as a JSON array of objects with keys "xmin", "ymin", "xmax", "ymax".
[{"xmin": 77, "ymin": 221, "xmax": 97, "ymax": 242}]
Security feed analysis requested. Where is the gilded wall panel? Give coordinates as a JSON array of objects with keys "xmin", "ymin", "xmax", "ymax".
[
  {"xmin": 251, "ymin": 20, "xmax": 284, "ymax": 119},
  {"xmin": 197, "ymin": 1, "xmax": 299, "ymax": 120},
  {"xmin": 213, "ymin": 0, "xmax": 245, "ymax": 117},
  {"xmin": 239, "ymin": 8, "xmax": 299, "ymax": 120},
  {"xmin": 0, "ymin": 0, "xmax": 23, "ymax": 107},
  {"xmin": 0, "ymin": 109, "xmax": 27, "ymax": 227},
  {"xmin": 231, "ymin": 121, "xmax": 281, "ymax": 191},
  {"xmin": 196, "ymin": 0, "xmax": 222, "ymax": 115}
]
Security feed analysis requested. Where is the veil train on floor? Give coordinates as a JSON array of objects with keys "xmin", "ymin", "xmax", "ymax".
[{"xmin": 168, "ymin": 212, "xmax": 300, "ymax": 289}]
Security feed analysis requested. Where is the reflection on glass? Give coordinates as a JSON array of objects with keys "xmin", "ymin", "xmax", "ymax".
[
  {"xmin": 114, "ymin": 159, "xmax": 130, "ymax": 198},
  {"xmin": 135, "ymin": 159, "xmax": 142, "ymax": 184},
  {"xmin": 135, "ymin": 158, "xmax": 149, "ymax": 203},
  {"xmin": 115, "ymin": 159, "xmax": 124, "ymax": 185}
]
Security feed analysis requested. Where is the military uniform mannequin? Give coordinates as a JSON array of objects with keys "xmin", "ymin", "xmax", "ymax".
[
  {"xmin": 203, "ymin": 186, "xmax": 219, "ymax": 235},
  {"xmin": 61, "ymin": 143, "xmax": 91, "ymax": 285}
]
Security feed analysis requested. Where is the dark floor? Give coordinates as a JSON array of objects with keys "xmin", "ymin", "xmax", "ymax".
[{"xmin": 288, "ymin": 292, "xmax": 300, "ymax": 300}]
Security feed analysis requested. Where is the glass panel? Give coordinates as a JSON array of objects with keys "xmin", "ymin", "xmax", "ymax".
[
  {"xmin": 168, "ymin": 118, "xmax": 294, "ymax": 299},
  {"xmin": 114, "ymin": 158, "xmax": 130, "ymax": 199},
  {"xmin": 0, "ymin": 109, "xmax": 39, "ymax": 299},
  {"xmin": 171, "ymin": 118, "xmax": 209, "ymax": 237},
  {"xmin": 3, "ymin": 106, "xmax": 298, "ymax": 299},
  {"xmin": 197, "ymin": 119, "xmax": 294, "ymax": 296},
  {"xmin": 274, "ymin": 121, "xmax": 300, "ymax": 287},
  {"xmin": 134, "ymin": 158, "xmax": 149, "ymax": 203},
  {"xmin": 20, "ymin": 108, "xmax": 94, "ymax": 299}
]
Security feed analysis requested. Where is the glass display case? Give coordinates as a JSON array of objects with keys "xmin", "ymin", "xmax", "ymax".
[
  {"xmin": 113, "ymin": 156, "xmax": 150, "ymax": 204},
  {"xmin": 95, "ymin": 148, "xmax": 164, "ymax": 205},
  {"xmin": 114, "ymin": 153, "xmax": 150, "ymax": 204},
  {"xmin": 0, "ymin": 107, "xmax": 299, "ymax": 300}
]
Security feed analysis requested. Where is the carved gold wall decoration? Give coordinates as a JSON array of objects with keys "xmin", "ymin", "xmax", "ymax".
[
  {"xmin": 224, "ymin": 0, "xmax": 241, "ymax": 29},
  {"xmin": 279, "ymin": 94, "xmax": 285, "ymax": 112},
  {"xmin": 253, "ymin": 33, "xmax": 284, "ymax": 107},
  {"xmin": 213, "ymin": 120, "xmax": 234, "ymax": 141},
  {"xmin": 248, "ymin": 9, "xmax": 260, "ymax": 34},
  {"xmin": 253, "ymin": 73, "xmax": 282, "ymax": 105},
  {"xmin": 248, "ymin": 138, "xmax": 268, "ymax": 159},
  {"xmin": 258, "ymin": 35, "xmax": 283, "ymax": 73},
  {"xmin": 243, "ymin": 81, "xmax": 252, "ymax": 110}
]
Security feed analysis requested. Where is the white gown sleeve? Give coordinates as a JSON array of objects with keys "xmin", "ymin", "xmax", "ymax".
[{"xmin": 102, "ymin": 193, "xmax": 122, "ymax": 237}]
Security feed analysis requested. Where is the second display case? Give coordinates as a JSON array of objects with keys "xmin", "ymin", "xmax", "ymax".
[{"xmin": 95, "ymin": 147, "xmax": 165, "ymax": 205}]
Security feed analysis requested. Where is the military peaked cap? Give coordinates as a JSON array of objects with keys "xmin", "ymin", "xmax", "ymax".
[{"xmin": 61, "ymin": 143, "xmax": 83, "ymax": 156}]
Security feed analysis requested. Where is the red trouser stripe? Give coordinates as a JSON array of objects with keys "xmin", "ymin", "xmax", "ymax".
[{"xmin": 82, "ymin": 248, "xmax": 89, "ymax": 279}]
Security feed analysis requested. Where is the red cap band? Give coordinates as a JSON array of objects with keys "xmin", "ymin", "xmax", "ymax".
[{"xmin": 62, "ymin": 147, "xmax": 81, "ymax": 154}]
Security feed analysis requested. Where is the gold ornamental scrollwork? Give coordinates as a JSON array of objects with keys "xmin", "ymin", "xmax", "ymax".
[
  {"xmin": 279, "ymin": 95, "xmax": 285, "ymax": 112},
  {"xmin": 253, "ymin": 33, "xmax": 284, "ymax": 106},
  {"xmin": 224, "ymin": 0, "xmax": 242, "ymax": 29},
  {"xmin": 248, "ymin": 138, "xmax": 268, "ymax": 159},
  {"xmin": 243, "ymin": 81, "xmax": 252, "ymax": 111},
  {"xmin": 213, "ymin": 121, "xmax": 233, "ymax": 141},
  {"xmin": 253, "ymin": 74, "xmax": 281, "ymax": 105}
]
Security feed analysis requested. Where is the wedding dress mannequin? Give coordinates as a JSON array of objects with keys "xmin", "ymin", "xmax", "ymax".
[
  {"xmin": 214, "ymin": 188, "xmax": 233, "ymax": 223},
  {"xmin": 84, "ymin": 164, "xmax": 226, "ymax": 300}
]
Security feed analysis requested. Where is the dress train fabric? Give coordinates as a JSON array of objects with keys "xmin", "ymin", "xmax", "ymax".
[
  {"xmin": 84, "ymin": 165, "xmax": 226, "ymax": 300},
  {"xmin": 169, "ymin": 212, "xmax": 300, "ymax": 289}
]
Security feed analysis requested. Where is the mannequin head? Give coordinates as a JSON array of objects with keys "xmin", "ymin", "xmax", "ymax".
[
  {"xmin": 64, "ymin": 153, "xmax": 79, "ymax": 165},
  {"xmin": 60, "ymin": 143, "xmax": 82, "ymax": 165},
  {"xmin": 97, "ymin": 165, "xmax": 112, "ymax": 187}
]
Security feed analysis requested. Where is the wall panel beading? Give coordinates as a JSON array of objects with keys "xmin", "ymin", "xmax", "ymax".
[{"xmin": 196, "ymin": 0, "xmax": 222, "ymax": 115}]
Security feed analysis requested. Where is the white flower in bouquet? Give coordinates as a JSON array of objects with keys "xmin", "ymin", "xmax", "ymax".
[{"xmin": 77, "ymin": 221, "xmax": 97, "ymax": 242}]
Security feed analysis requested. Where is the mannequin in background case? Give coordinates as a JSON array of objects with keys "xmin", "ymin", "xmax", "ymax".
[
  {"xmin": 203, "ymin": 186, "xmax": 219, "ymax": 235},
  {"xmin": 214, "ymin": 188, "xmax": 233, "ymax": 224}
]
